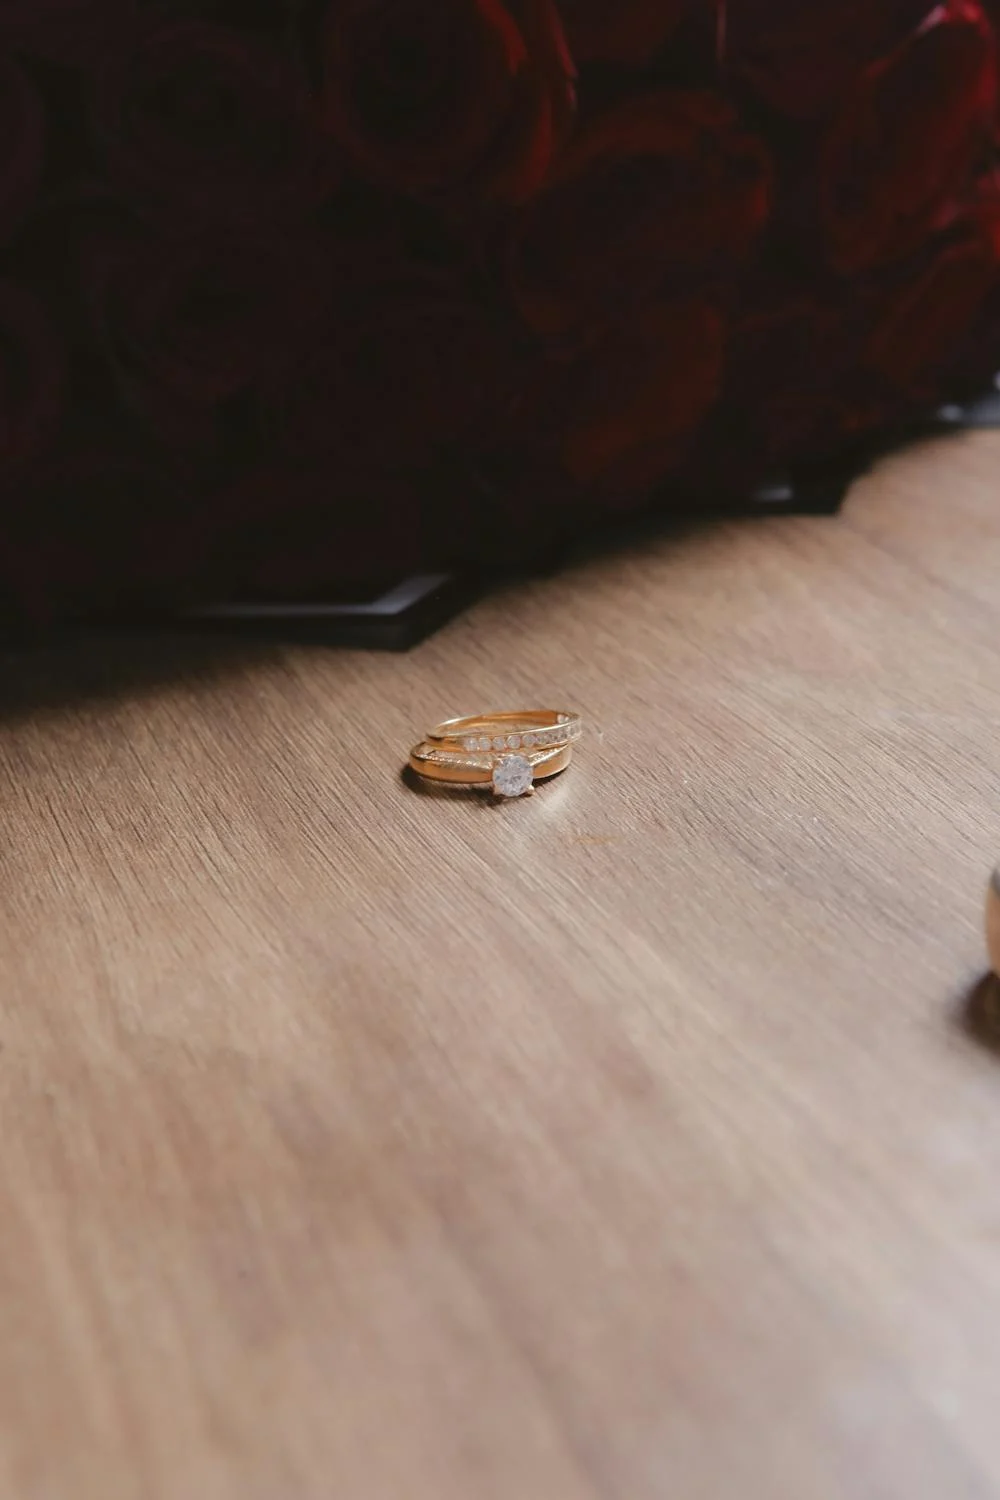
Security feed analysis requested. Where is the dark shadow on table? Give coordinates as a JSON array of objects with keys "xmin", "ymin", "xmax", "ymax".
[
  {"xmin": 957, "ymin": 973, "xmax": 1000, "ymax": 1058},
  {"xmin": 0, "ymin": 400, "xmax": 985, "ymax": 729},
  {"xmin": 0, "ymin": 630, "xmax": 277, "ymax": 729}
]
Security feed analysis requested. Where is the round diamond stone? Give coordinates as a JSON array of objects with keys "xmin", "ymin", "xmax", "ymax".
[{"xmin": 492, "ymin": 754, "xmax": 533, "ymax": 799}]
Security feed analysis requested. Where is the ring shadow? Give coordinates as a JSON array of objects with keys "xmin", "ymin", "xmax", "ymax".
[
  {"xmin": 957, "ymin": 973, "xmax": 1000, "ymax": 1057},
  {"xmin": 400, "ymin": 764, "xmax": 483, "ymax": 799}
]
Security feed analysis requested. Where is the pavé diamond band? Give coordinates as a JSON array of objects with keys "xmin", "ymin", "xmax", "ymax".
[
  {"xmin": 428, "ymin": 710, "xmax": 583, "ymax": 754},
  {"xmin": 410, "ymin": 709, "xmax": 582, "ymax": 799}
]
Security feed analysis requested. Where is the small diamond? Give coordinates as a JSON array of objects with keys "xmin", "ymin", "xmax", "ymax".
[
  {"xmin": 492, "ymin": 754, "xmax": 533, "ymax": 799},
  {"xmin": 464, "ymin": 737, "xmax": 477, "ymax": 751},
  {"xmin": 508, "ymin": 734, "xmax": 521, "ymax": 749},
  {"xmin": 479, "ymin": 736, "xmax": 491, "ymax": 751},
  {"xmin": 522, "ymin": 733, "xmax": 536, "ymax": 747},
  {"xmin": 493, "ymin": 736, "xmax": 507, "ymax": 750}
]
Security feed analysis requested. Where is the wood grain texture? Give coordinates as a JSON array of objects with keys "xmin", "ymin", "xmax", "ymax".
[{"xmin": 2, "ymin": 430, "xmax": 1000, "ymax": 1500}]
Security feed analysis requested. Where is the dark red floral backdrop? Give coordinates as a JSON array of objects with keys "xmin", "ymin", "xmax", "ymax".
[{"xmin": 1, "ymin": 0, "xmax": 999, "ymax": 620}]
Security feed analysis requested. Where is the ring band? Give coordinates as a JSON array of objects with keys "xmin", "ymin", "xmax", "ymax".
[
  {"xmin": 410, "ymin": 708, "xmax": 582, "ymax": 798},
  {"xmin": 428, "ymin": 710, "xmax": 583, "ymax": 755}
]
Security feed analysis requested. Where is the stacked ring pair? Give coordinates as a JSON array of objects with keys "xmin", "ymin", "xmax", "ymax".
[{"xmin": 409, "ymin": 710, "xmax": 583, "ymax": 798}]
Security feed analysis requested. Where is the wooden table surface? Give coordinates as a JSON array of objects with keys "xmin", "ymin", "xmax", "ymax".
[{"xmin": 2, "ymin": 430, "xmax": 1000, "ymax": 1500}]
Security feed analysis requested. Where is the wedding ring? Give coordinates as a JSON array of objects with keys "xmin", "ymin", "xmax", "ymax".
[
  {"xmin": 428, "ymin": 709, "xmax": 583, "ymax": 755},
  {"xmin": 410, "ymin": 708, "xmax": 582, "ymax": 798}
]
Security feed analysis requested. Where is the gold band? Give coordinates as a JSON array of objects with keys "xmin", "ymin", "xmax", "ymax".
[
  {"xmin": 410, "ymin": 740, "xmax": 571, "ymax": 787},
  {"xmin": 428, "ymin": 709, "xmax": 583, "ymax": 755}
]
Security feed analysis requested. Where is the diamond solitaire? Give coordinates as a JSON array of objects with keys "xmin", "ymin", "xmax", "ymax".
[{"xmin": 491, "ymin": 754, "xmax": 534, "ymax": 799}]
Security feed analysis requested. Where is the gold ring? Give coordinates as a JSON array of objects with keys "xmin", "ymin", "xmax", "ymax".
[
  {"xmin": 409, "ymin": 708, "xmax": 582, "ymax": 798},
  {"xmin": 428, "ymin": 710, "xmax": 583, "ymax": 755}
]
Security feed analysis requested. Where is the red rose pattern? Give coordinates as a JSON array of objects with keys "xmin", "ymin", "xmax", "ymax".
[
  {"xmin": 321, "ymin": 0, "xmax": 575, "ymax": 201},
  {"xmin": 728, "ymin": 0, "xmax": 933, "ymax": 118},
  {"xmin": 263, "ymin": 260, "xmax": 524, "ymax": 471},
  {"xmin": 558, "ymin": 0, "xmax": 685, "ymax": 65},
  {"xmin": 89, "ymin": 230, "xmax": 336, "ymax": 408},
  {"xmin": 556, "ymin": 299, "xmax": 726, "ymax": 493},
  {"xmin": 866, "ymin": 187, "xmax": 1000, "ymax": 391},
  {"xmin": 0, "ymin": 0, "xmax": 997, "ymax": 618},
  {"xmin": 509, "ymin": 91, "xmax": 772, "ymax": 340},
  {"xmin": 726, "ymin": 284, "xmax": 879, "ymax": 466},
  {"xmin": 821, "ymin": 0, "xmax": 998, "ymax": 271},
  {"xmin": 94, "ymin": 19, "xmax": 338, "ymax": 232}
]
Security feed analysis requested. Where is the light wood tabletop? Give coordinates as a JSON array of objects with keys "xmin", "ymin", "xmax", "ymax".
[{"xmin": 2, "ymin": 430, "xmax": 1000, "ymax": 1500}]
